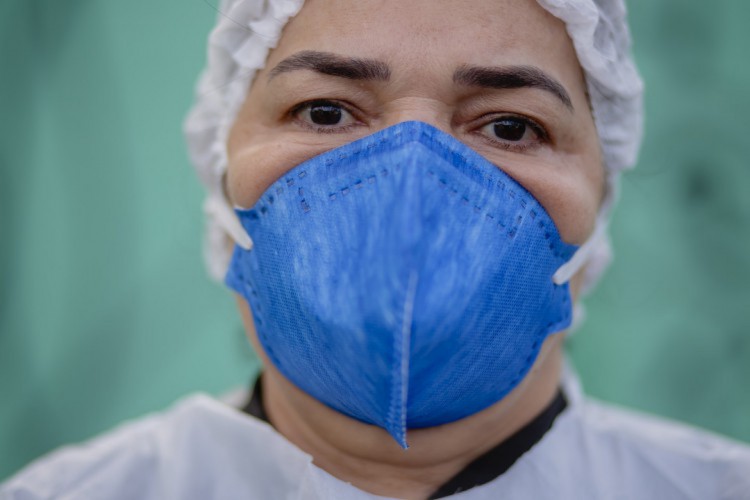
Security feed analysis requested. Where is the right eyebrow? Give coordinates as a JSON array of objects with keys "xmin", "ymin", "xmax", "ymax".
[
  {"xmin": 268, "ymin": 50, "xmax": 392, "ymax": 82},
  {"xmin": 453, "ymin": 64, "xmax": 574, "ymax": 111}
]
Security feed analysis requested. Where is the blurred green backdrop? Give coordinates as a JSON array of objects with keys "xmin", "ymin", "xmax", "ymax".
[{"xmin": 1, "ymin": 0, "xmax": 748, "ymax": 481}]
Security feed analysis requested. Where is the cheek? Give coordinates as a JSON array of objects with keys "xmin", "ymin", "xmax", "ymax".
[
  {"xmin": 503, "ymin": 153, "xmax": 603, "ymax": 246},
  {"xmin": 225, "ymin": 80, "xmax": 333, "ymax": 208},
  {"xmin": 538, "ymin": 136, "xmax": 605, "ymax": 245},
  {"xmin": 227, "ymin": 139, "xmax": 331, "ymax": 208},
  {"xmin": 539, "ymin": 150, "xmax": 604, "ymax": 247},
  {"xmin": 538, "ymin": 175, "xmax": 599, "ymax": 245}
]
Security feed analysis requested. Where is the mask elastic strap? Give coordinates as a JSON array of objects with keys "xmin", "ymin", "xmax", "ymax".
[
  {"xmin": 204, "ymin": 194, "xmax": 254, "ymax": 250},
  {"xmin": 552, "ymin": 214, "xmax": 608, "ymax": 286}
]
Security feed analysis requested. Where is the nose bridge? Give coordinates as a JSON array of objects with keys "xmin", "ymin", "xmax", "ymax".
[{"xmin": 381, "ymin": 96, "xmax": 453, "ymax": 135}]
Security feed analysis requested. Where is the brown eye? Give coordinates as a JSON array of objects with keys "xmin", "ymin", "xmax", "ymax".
[
  {"xmin": 478, "ymin": 115, "xmax": 544, "ymax": 151},
  {"xmin": 309, "ymin": 103, "xmax": 344, "ymax": 125},
  {"xmin": 292, "ymin": 99, "xmax": 357, "ymax": 132},
  {"xmin": 493, "ymin": 118, "xmax": 527, "ymax": 141}
]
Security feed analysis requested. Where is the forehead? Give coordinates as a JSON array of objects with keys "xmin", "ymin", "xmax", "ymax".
[{"xmin": 266, "ymin": 0, "xmax": 583, "ymax": 89}]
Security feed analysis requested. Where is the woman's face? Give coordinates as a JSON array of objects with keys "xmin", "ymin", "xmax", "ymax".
[{"xmin": 227, "ymin": 0, "xmax": 604, "ymax": 246}]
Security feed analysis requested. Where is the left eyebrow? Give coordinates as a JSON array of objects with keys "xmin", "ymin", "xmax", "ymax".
[
  {"xmin": 268, "ymin": 50, "xmax": 391, "ymax": 81},
  {"xmin": 453, "ymin": 65, "xmax": 574, "ymax": 111}
]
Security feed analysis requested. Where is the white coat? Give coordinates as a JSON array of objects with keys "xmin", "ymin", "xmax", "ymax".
[{"xmin": 3, "ymin": 371, "xmax": 750, "ymax": 499}]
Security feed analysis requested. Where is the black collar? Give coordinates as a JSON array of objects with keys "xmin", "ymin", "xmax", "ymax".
[{"xmin": 242, "ymin": 375, "xmax": 567, "ymax": 498}]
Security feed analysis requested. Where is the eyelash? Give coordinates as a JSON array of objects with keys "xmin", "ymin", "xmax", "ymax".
[
  {"xmin": 288, "ymin": 99, "xmax": 550, "ymax": 152},
  {"xmin": 473, "ymin": 113, "xmax": 550, "ymax": 153},
  {"xmin": 288, "ymin": 99, "xmax": 361, "ymax": 134}
]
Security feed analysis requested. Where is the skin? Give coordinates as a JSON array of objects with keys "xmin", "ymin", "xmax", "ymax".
[{"xmin": 226, "ymin": 0, "xmax": 604, "ymax": 498}]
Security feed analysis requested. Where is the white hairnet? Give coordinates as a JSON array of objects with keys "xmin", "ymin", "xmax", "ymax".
[{"xmin": 184, "ymin": 0, "xmax": 644, "ymax": 292}]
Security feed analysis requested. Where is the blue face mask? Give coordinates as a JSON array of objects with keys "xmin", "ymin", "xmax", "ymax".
[{"xmin": 226, "ymin": 121, "xmax": 577, "ymax": 447}]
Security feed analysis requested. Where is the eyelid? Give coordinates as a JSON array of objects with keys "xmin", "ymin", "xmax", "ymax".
[
  {"xmin": 471, "ymin": 113, "xmax": 549, "ymax": 153},
  {"xmin": 479, "ymin": 112, "xmax": 549, "ymax": 142},
  {"xmin": 456, "ymin": 93, "xmax": 560, "ymax": 140},
  {"xmin": 288, "ymin": 98, "xmax": 365, "ymax": 133},
  {"xmin": 289, "ymin": 99, "xmax": 359, "ymax": 120}
]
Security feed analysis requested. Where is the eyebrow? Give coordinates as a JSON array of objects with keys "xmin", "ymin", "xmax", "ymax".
[
  {"xmin": 453, "ymin": 65, "xmax": 573, "ymax": 111},
  {"xmin": 268, "ymin": 52, "xmax": 573, "ymax": 111},
  {"xmin": 268, "ymin": 50, "xmax": 391, "ymax": 81}
]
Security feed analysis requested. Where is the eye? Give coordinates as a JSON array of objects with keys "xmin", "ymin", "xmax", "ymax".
[
  {"xmin": 291, "ymin": 99, "xmax": 358, "ymax": 132},
  {"xmin": 491, "ymin": 118, "xmax": 527, "ymax": 141},
  {"xmin": 478, "ymin": 115, "xmax": 547, "ymax": 151}
]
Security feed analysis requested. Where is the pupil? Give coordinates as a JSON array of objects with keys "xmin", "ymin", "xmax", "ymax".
[
  {"xmin": 310, "ymin": 105, "xmax": 343, "ymax": 125},
  {"xmin": 493, "ymin": 119, "xmax": 526, "ymax": 141}
]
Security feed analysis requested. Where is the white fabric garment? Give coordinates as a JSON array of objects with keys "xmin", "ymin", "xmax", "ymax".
[
  {"xmin": 4, "ymin": 371, "xmax": 750, "ymax": 500},
  {"xmin": 184, "ymin": 0, "xmax": 644, "ymax": 295}
]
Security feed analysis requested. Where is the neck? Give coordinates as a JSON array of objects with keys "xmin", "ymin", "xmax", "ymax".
[{"xmin": 261, "ymin": 334, "xmax": 564, "ymax": 500}]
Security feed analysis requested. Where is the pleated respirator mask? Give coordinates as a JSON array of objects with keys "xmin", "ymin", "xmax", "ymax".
[{"xmin": 226, "ymin": 121, "xmax": 579, "ymax": 447}]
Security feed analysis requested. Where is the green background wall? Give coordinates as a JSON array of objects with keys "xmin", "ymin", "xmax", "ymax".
[{"xmin": 1, "ymin": 0, "xmax": 748, "ymax": 480}]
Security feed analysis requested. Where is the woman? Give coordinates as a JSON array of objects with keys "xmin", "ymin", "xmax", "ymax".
[{"xmin": 3, "ymin": 0, "xmax": 749, "ymax": 498}]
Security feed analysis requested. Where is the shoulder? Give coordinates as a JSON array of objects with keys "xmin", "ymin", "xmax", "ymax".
[
  {"xmin": 580, "ymin": 397, "xmax": 750, "ymax": 465},
  {"xmin": 1, "ymin": 403, "xmax": 166, "ymax": 499},
  {"xmin": 548, "ymin": 396, "xmax": 750, "ymax": 499},
  {"xmin": 0, "ymin": 393, "xmax": 307, "ymax": 500}
]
